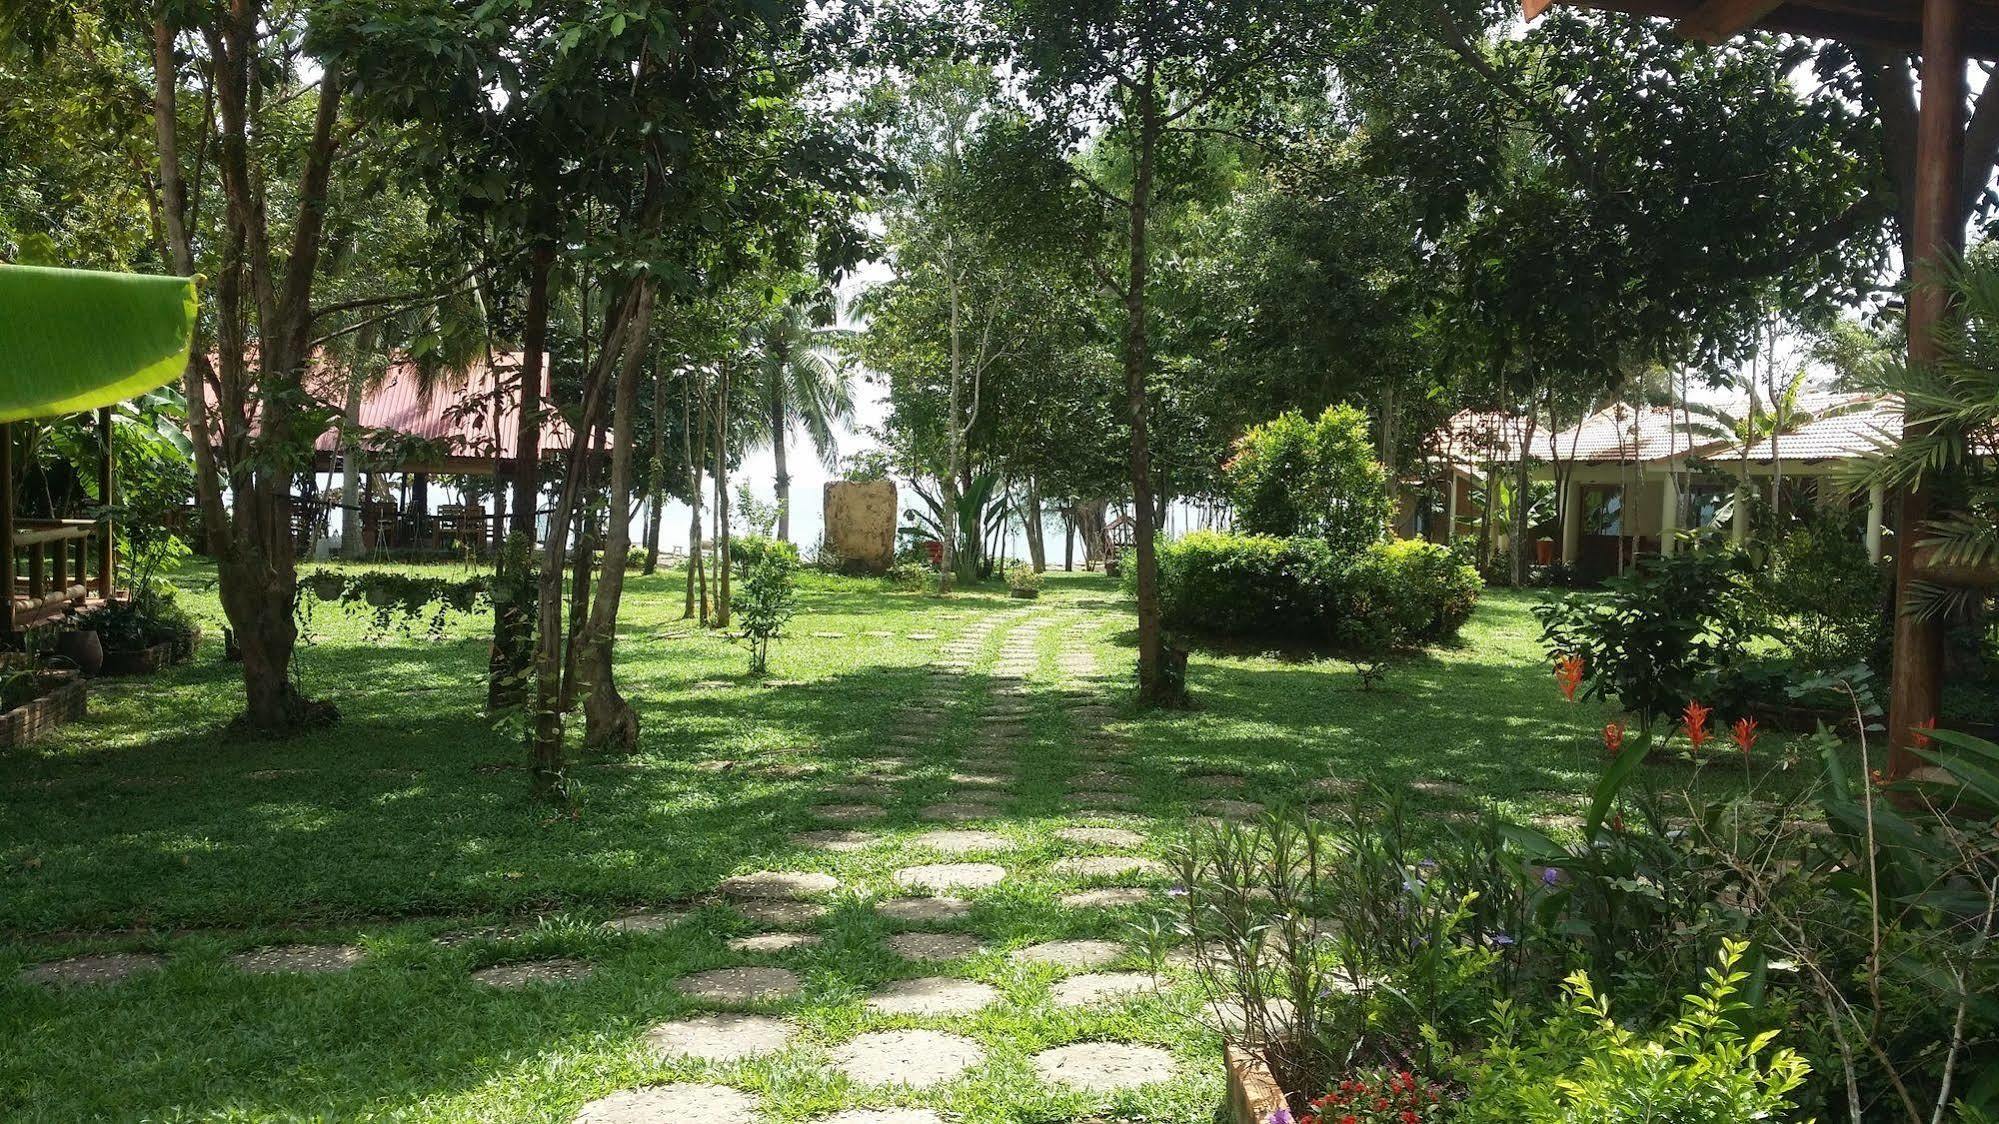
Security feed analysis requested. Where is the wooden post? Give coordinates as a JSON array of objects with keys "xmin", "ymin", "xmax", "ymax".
[
  {"xmin": 1866, "ymin": 482, "xmax": 1886, "ymax": 563},
  {"xmin": 1888, "ymin": 0, "xmax": 1962, "ymax": 777},
  {"xmin": 1, "ymin": 422, "xmax": 12, "ymax": 633},
  {"xmin": 97, "ymin": 406, "xmax": 114, "ymax": 599}
]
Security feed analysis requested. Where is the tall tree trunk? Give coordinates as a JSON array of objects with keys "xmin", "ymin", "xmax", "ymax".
[
  {"xmin": 1024, "ymin": 477, "xmax": 1046, "ymax": 572},
  {"xmin": 1124, "ymin": 71, "xmax": 1172, "ymax": 704},
  {"xmin": 580, "ymin": 286, "xmax": 653, "ymax": 749},
  {"xmin": 941, "ymin": 260, "xmax": 966, "ymax": 594},
  {"xmin": 713, "ymin": 363, "xmax": 733, "ymax": 627},
  {"xmin": 770, "ymin": 368, "xmax": 792, "ymax": 543},
  {"xmin": 560, "ymin": 421, "xmax": 604, "ymax": 711},
  {"xmin": 512, "ymin": 243, "xmax": 554, "ymax": 539},
  {"xmin": 338, "ymin": 321, "xmax": 375, "ymax": 560},
  {"xmin": 642, "ymin": 369, "xmax": 667, "ymax": 574},
  {"xmin": 684, "ymin": 373, "xmax": 706, "ymax": 620}
]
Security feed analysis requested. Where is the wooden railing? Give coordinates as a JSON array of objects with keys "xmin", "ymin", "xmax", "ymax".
[{"xmin": 7, "ymin": 519, "xmax": 109, "ymax": 632}]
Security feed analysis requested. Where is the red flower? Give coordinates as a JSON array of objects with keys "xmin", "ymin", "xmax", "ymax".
[
  {"xmin": 1681, "ymin": 700, "xmax": 1713, "ymax": 753},
  {"xmin": 1912, "ymin": 717, "xmax": 1937, "ymax": 749},
  {"xmin": 1603, "ymin": 721, "xmax": 1625, "ymax": 757},
  {"xmin": 1554, "ymin": 654, "xmax": 1585, "ymax": 701},
  {"xmin": 1731, "ymin": 716, "xmax": 1759, "ymax": 756},
  {"xmin": 1870, "ymin": 768, "xmax": 1890, "ymax": 788},
  {"xmin": 1609, "ymin": 812, "xmax": 1626, "ymax": 833},
  {"xmin": 1401, "ymin": 1113, "xmax": 1420, "ymax": 1124}
]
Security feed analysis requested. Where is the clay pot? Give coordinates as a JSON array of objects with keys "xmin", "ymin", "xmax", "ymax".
[{"xmin": 55, "ymin": 629, "xmax": 104, "ymax": 676}]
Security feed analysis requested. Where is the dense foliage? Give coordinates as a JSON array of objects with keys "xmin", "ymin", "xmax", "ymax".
[
  {"xmin": 1149, "ymin": 531, "xmax": 1480, "ymax": 653},
  {"xmin": 1224, "ymin": 405, "xmax": 1392, "ymax": 556}
]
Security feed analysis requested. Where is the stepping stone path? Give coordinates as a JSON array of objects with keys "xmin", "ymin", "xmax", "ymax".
[
  {"xmin": 727, "ymin": 932, "xmax": 822, "ymax": 953},
  {"xmin": 876, "ymin": 897, "xmax": 972, "ymax": 924},
  {"xmin": 230, "ymin": 944, "xmax": 363, "ymax": 974},
  {"xmin": 473, "ymin": 958, "xmax": 594, "ymax": 988},
  {"xmin": 813, "ymin": 1111, "xmax": 946, "ymax": 1124},
  {"xmin": 1054, "ymin": 827, "xmax": 1145, "ymax": 848},
  {"xmin": 893, "ymin": 863, "xmax": 1006, "ymax": 892},
  {"xmin": 574, "ymin": 1084, "xmax": 760, "ymax": 1122},
  {"xmin": 1409, "ymin": 778, "xmax": 1470, "ymax": 799},
  {"xmin": 643, "ymin": 1013, "xmax": 796, "ymax": 1063},
  {"xmin": 1050, "ymin": 971, "xmax": 1155, "ymax": 1007},
  {"xmin": 1067, "ymin": 791, "xmax": 1142, "ymax": 811},
  {"xmin": 834, "ymin": 1029, "xmax": 985, "ymax": 1088},
  {"xmin": 1031, "ymin": 1042, "xmax": 1176, "ymax": 1092},
  {"xmin": 603, "ymin": 908, "xmax": 682, "ymax": 933},
  {"xmin": 865, "ymin": 976, "xmax": 998, "ymax": 1015},
  {"xmin": 792, "ymin": 830, "xmax": 877, "ymax": 853},
  {"xmin": 17, "ymin": 953, "xmax": 164, "ymax": 985},
  {"xmin": 1185, "ymin": 773, "xmax": 1246, "ymax": 792},
  {"xmin": 909, "ymin": 829, "xmax": 1015, "ymax": 854},
  {"xmin": 1060, "ymin": 887, "xmax": 1154, "ymax": 910},
  {"xmin": 1011, "ymin": 939, "xmax": 1126, "ymax": 970},
  {"xmin": 1052, "ymin": 856, "xmax": 1169, "ymax": 880},
  {"xmin": 887, "ymin": 932, "xmax": 983, "ymax": 960},
  {"xmin": 815, "ymin": 803, "xmax": 887, "ymax": 824},
  {"xmin": 1195, "ymin": 799, "xmax": 1264, "ymax": 821},
  {"xmin": 720, "ymin": 871, "xmax": 839, "ymax": 899},
  {"xmin": 919, "ymin": 802, "xmax": 1002, "ymax": 823},
  {"xmin": 677, "ymin": 966, "xmax": 802, "ymax": 1003},
  {"xmin": 734, "ymin": 900, "xmax": 827, "ymax": 928}
]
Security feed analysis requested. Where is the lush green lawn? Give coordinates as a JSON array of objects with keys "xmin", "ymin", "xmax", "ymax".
[{"xmin": 0, "ymin": 565, "xmax": 1760, "ymax": 1122}]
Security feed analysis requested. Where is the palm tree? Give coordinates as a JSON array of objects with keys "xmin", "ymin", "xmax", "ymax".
[
  {"xmin": 1682, "ymin": 368, "xmax": 1864, "ymax": 542},
  {"xmin": 750, "ymin": 297, "xmax": 855, "ymax": 543}
]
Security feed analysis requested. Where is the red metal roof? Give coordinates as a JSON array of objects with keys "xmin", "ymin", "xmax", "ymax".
[{"xmin": 304, "ymin": 352, "xmax": 573, "ymax": 465}]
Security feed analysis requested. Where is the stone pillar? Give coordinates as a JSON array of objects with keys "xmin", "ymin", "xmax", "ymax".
[
  {"xmin": 1445, "ymin": 472, "xmax": 1459, "ymax": 544},
  {"xmin": 1660, "ymin": 475, "xmax": 1679, "ymax": 556},
  {"xmin": 822, "ymin": 479, "xmax": 897, "ymax": 574},
  {"xmin": 1731, "ymin": 478, "xmax": 1749, "ymax": 547},
  {"xmin": 1867, "ymin": 482, "xmax": 1886, "ymax": 563},
  {"xmin": 1561, "ymin": 476, "xmax": 1584, "ymax": 565}
]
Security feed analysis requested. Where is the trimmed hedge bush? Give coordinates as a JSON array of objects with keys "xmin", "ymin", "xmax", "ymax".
[{"xmin": 1147, "ymin": 530, "xmax": 1481, "ymax": 651}]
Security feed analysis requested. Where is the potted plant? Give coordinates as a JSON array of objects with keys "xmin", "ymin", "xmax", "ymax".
[
  {"xmin": 306, "ymin": 570, "xmax": 347, "ymax": 601},
  {"xmin": 1006, "ymin": 563, "xmax": 1042, "ymax": 600},
  {"xmin": 76, "ymin": 593, "xmax": 200, "ymax": 676}
]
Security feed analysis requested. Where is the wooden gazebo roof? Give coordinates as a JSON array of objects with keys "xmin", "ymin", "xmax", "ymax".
[{"xmin": 1525, "ymin": 1, "xmax": 1999, "ymax": 57}]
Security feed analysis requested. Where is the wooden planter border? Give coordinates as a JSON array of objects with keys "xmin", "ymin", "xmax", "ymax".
[
  {"xmin": 1225, "ymin": 1044, "xmax": 1291, "ymax": 1124},
  {"xmin": 0, "ymin": 671, "xmax": 87, "ymax": 747}
]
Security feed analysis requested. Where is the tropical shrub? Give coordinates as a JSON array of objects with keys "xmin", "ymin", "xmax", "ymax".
[
  {"xmin": 1454, "ymin": 940, "xmax": 1812, "ymax": 1124},
  {"xmin": 730, "ymin": 533, "xmax": 800, "ymax": 577},
  {"xmin": 882, "ymin": 560, "xmax": 933, "ymax": 591},
  {"xmin": 1763, "ymin": 516, "xmax": 1890, "ymax": 674},
  {"xmin": 74, "ymin": 587, "xmax": 198, "ymax": 657},
  {"xmin": 1225, "ymin": 404, "xmax": 1392, "ymax": 556},
  {"xmin": 737, "ymin": 550, "xmax": 797, "ymax": 676},
  {"xmin": 1151, "ymin": 532, "xmax": 1480, "ymax": 651},
  {"xmin": 1534, "ymin": 550, "xmax": 1764, "ymax": 725},
  {"xmin": 1005, "ymin": 562, "xmax": 1042, "ymax": 593}
]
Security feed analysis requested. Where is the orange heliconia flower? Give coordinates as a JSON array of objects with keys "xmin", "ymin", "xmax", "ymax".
[
  {"xmin": 1912, "ymin": 717, "xmax": 1938, "ymax": 750},
  {"xmin": 1603, "ymin": 721, "xmax": 1626, "ymax": 757},
  {"xmin": 1731, "ymin": 716, "xmax": 1759, "ymax": 756},
  {"xmin": 1681, "ymin": 700, "xmax": 1713, "ymax": 754},
  {"xmin": 1555, "ymin": 654, "xmax": 1585, "ymax": 701}
]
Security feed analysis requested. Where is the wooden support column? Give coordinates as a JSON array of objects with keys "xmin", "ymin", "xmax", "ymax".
[
  {"xmin": 1560, "ymin": 476, "xmax": 1584, "ymax": 564},
  {"xmin": 1, "ymin": 422, "xmax": 12, "ymax": 633},
  {"xmin": 1867, "ymin": 482, "xmax": 1886, "ymax": 563},
  {"xmin": 1446, "ymin": 471, "xmax": 1461, "ymax": 544},
  {"xmin": 98, "ymin": 406, "xmax": 115, "ymax": 599},
  {"xmin": 1889, "ymin": 0, "xmax": 1962, "ymax": 777},
  {"xmin": 1660, "ymin": 475, "xmax": 1680, "ymax": 555}
]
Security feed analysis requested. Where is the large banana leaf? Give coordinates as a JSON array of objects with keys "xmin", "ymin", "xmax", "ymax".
[{"xmin": 0, "ymin": 264, "xmax": 198, "ymax": 423}]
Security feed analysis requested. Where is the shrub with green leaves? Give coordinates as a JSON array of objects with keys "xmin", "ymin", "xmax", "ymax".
[
  {"xmin": 1342, "ymin": 539, "xmax": 1484, "ymax": 647},
  {"xmin": 729, "ymin": 534, "xmax": 801, "ymax": 577},
  {"xmin": 737, "ymin": 551, "xmax": 797, "ymax": 676},
  {"xmin": 1224, "ymin": 404, "xmax": 1392, "ymax": 556},
  {"xmin": 1455, "ymin": 939, "xmax": 1811, "ymax": 1124},
  {"xmin": 1763, "ymin": 516, "xmax": 1890, "ymax": 675}
]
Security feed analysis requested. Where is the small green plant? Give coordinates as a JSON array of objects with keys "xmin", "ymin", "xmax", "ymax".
[
  {"xmin": 1454, "ymin": 939, "xmax": 1811, "ymax": 1123},
  {"xmin": 737, "ymin": 551, "xmax": 797, "ymax": 676},
  {"xmin": 883, "ymin": 560, "xmax": 933, "ymax": 591},
  {"xmin": 1005, "ymin": 563, "xmax": 1042, "ymax": 593}
]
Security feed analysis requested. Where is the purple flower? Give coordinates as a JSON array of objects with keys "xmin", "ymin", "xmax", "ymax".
[
  {"xmin": 1541, "ymin": 867, "xmax": 1561, "ymax": 886},
  {"xmin": 1490, "ymin": 931, "xmax": 1516, "ymax": 947},
  {"xmin": 1267, "ymin": 1110, "xmax": 1294, "ymax": 1124},
  {"xmin": 1167, "ymin": 886, "xmax": 1189, "ymax": 898}
]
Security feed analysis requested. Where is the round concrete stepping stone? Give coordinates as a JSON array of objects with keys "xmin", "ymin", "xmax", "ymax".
[
  {"xmin": 1011, "ymin": 938, "xmax": 1125, "ymax": 970},
  {"xmin": 1050, "ymin": 971, "xmax": 1155, "ymax": 1007},
  {"xmin": 1310, "ymin": 776, "xmax": 1359, "ymax": 796},
  {"xmin": 1194, "ymin": 799, "xmax": 1264, "ymax": 821},
  {"xmin": 792, "ymin": 829, "xmax": 878, "ymax": 853},
  {"xmin": 17, "ymin": 952, "xmax": 164, "ymax": 985},
  {"xmin": 720, "ymin": 870, "xmax": 839, "ymax": 900},
  {"xmin": 875, "ymin": 897, "xmax": 972, "ymax": 924},
  {"xmin": 1031, "ymin": 1042, "xmax": 1175, "ymax": 1092},
  {"xmin": 1059, "ymin": 887, "xmax": 1154, "ymax": 910},
  {"xmin": 726, "ymin": 932, "xmax": 823, "ymax": 954},
  {"xmin": 812, "ymin": 1111, "xmax": 946, "ymax": 1124},
  {"xmin": 643, "ymin": 1012, "xmax": 796, "ymax": 1063},
  {"xmin": 604, "ymin": 908, "xmax": 683, "ymax": 933},
  {"xmin": 865, "ymin": 975, "xmax": 999, "ymax": 1015},
  {"xmin": 230, "ymin": 944, "xmax": 363, "ymax": 974},
  {"xmin": 886, "ymin": 932, "xmax": 984, "ymax": 961},
  {"xmin": 909, "ymin": 829, "xmax": 1015, "ymax": 855},
  {"xmin": 1069, "ymin": 770, "xmax": 1129, "ymax": 789},
  {"xmin": 676, "ymin": 966, "xmax": 802, "ymax": 1003},
  {"xmin": 948, "ymin": 771, "xmax": 1013, "ymax": 788},
  {"xmin": 1051, "ymin": 856, "xmax": 1169, "ymax": 880},
  {"xmin": 893, "ymin": 863, "xmax": 1006, "ymax": 892},
  {"xmin": 833, "ymin": 1029, "xmax": 984, "ymax": 1088},
  {"xmin": 1184, "ymin": 773, "xmax": 1246, "ymax": 792},
  {"xmin": 472, "ymin": 958, "xmax": 595, "ymax": 987},
  {"xmin": 1408, "ymin": 778, "xmax": 1470, "ymax": 799},
  {"xmin": 573, "ymin": 1083, "xmax": 761, "ymax": 1122},
  {"xmin": 823, "ymin": 784, "xmax": 896, "ymax": 801},
  {"xmin": 919, "ymin": 802, "xmax": 1002, "ymax": 822},
  {"xmin": 1066, "ymin": 792, "xmax": 1141, "ymax": 810},
  {"xmin": 1054, "ymin": 827, "xmax": 1145, "ymax": 848},
  {"xmin": 817, "ymin": 803, "xmax": 888, "ymax": 823},
  {"xmin": 1203, "ymin": 997, "xmax": 1297, "ymax": 1040},
  {"xmin": 734, "ymin": 900, "xmax": 828, "ymax": 928}
]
